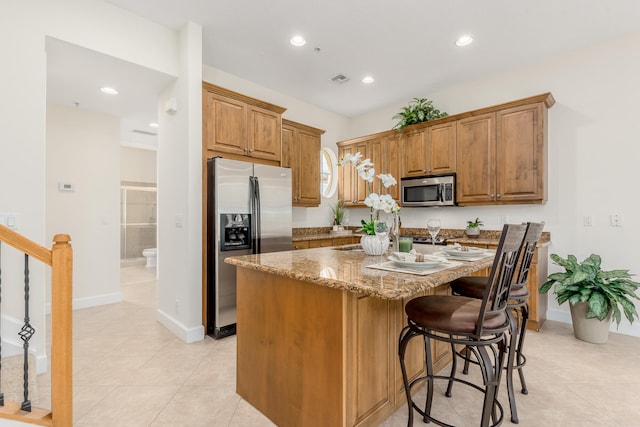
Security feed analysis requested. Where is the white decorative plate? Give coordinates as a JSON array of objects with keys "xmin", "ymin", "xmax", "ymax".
[{"xmin": 442, "ymin": 246, "xmax": 485, "ymax": 257}]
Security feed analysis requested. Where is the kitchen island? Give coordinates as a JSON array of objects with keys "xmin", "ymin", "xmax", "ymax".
[{"xmin": 225, "ymin": 246, "xmax": 494, "ymax": 427}]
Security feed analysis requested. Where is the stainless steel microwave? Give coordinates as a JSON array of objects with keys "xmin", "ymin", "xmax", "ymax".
[{"xmin": 401, "ymin": 174, "xmax": 456, "ymax": 207}]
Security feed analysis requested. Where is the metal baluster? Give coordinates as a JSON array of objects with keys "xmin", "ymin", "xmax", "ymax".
[
  {"xmin": 19, "ymin": 254, "xmax": 34, "ymax": 412},
  {"xmin": 0, "ymin": 242, "xmax": 3, "ymax": 407}
]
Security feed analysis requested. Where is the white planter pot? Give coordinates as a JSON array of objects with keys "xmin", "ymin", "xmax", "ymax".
[
  {"xmin": 569, "ymin": 301, "xmax": 612, "ymax": 344},
  {"xmin": 465, "ymin": 227, "xmax": 480, "ymax": 237},
  {"xmin": 360, "ymin": 235, "xmax": 389, "ymax": 256}
]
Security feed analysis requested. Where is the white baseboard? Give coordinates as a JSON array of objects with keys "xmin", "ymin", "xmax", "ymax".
[
  {"xmin": 156, "ymin": 309, "xmax": 204, "ymax": 343},
  {"xmin": 546, "ymin": 308, "xmax": 640, "ymax": 338},
  {"xmin": 45, "ymin": 291, "xmax": 123, "ymax": 314}
]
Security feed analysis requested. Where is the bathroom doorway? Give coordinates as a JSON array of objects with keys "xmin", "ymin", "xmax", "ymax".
[{"xmin": 120, "ymin": 181, "xmax": 157, "ymax": 262}]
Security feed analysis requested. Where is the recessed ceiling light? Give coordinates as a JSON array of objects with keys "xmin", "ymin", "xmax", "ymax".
[
  {"xmin": 149, "ymin": 122, "xmax": 159, "ymax": 128},
  {"xmin": 100, "ymin": 86, "xmax": 119, "ymax": 95},
  {"xmin": 362, "ymin": 76, "xmax": 375, "ymax": 84},
  {"xmin": 455, "ymin": 35, "xmax": 473, "ymax": 47},
  {"xmin": 290, "ymin": 35, "xmax": 306, "ymax": 47}
]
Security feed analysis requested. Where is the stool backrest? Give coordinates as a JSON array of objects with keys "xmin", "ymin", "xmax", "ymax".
[
  {"xmin": 476, "ymin": 223, "xmax": 527, "ymax": 336},
  {"xmin": 512, "ymin": 222, "xmax": 545, "ymax": 290}
]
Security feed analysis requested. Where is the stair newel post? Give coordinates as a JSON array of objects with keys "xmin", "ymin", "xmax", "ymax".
[{"xmin": 51, "ymin": 234, "xmax": 72, "ymax": 427}]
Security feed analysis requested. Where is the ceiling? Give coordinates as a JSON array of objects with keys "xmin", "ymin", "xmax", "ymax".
[{"xmin": 47, "ymin": 0, "xmax": 640, "ymax": 146}]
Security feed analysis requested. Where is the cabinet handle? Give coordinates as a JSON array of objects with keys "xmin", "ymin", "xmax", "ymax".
[
  {"xmin": 490, "ymin": 194, "xmax": 495, "ymax": 199},
  {"xmin": 496, "ymin": 194, "xmax": 501, "ymax": 198}
]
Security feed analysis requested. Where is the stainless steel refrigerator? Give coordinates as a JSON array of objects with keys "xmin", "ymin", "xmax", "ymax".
[{"xmin": 206, "ymin": 157, "xmax": 292, "ymax": 339}]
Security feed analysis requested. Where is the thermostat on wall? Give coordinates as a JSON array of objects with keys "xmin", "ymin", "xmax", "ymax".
[{"xmin": 58, "ymin": 182, "xmax": 75, "ymax": 192}]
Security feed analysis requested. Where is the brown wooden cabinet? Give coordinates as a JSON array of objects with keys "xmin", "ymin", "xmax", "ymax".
[
  {"xmin": 338, "ymin": 93, "xmax": 554, "ymax": 207},
  {"xmin": 338, "ymin": 133, "xmax": 398, "ymax": 207},
  {"xmin": 382, "ymin": 133, "xmax": 402, "ymax": 201},
  {"xmin": 456, "ymin": 96, "xmax": 553, "ymax": 205},
  {"xmin": 338, "ymin": 138, "xmax": 373, "ymax": 206},
  {"xmin": 456, "ymin": 113, "xmax": 497, "ymax": 204},
  {"xmin": 402, "ymin": 122, "xmax": 456, "ymax": 178},
  {"xmin": 282, "ymin": 119, "xmax": 325, "ymax": 207},
  {"xmin": 203, "ymin": 82, "xmax": 285, "ymax": 164},
  {"xmin": 292, "ymin": 236, "xmax": 360, "ymax": 250}
]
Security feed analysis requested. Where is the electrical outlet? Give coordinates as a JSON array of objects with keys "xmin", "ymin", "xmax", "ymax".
[
  {"xmin": 175, "ymin": 299, "xmax": 180, "ymax": 314},
  {"xmin": 583, "ymin": 215, "xmax": 593, "ymax": 227},
  {"xmin": 501, "ymin": 215, "xmax": 509, "ymax": 225},
  {"xmin": 610, "ymin": 214, "xmax": 623, "ymax": 227}
]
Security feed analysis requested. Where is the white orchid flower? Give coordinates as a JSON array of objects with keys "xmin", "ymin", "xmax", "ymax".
[
  {"xmin": 377, "ymin": 173, "xmax": 397, "ymax": 188},
  {"xmin": 358, "ymin": 167, "xmax": 375, "ymax": 182},
  {"xmin": 349, "ymin": 152, "xmax": 363, "ymax": 165}
]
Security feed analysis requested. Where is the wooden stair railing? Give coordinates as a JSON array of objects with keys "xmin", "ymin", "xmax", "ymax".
[{"xmin": 0, "ymin": 224, "xmax": 72, "ymax": 427}]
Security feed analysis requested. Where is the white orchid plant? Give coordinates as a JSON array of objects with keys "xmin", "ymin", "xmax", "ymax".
[{"xmin": 338, "ymin": 152, "xmax": 400, "ymax": 235}]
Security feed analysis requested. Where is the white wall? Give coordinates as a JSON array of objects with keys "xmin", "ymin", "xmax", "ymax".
[
  {"xmin": 202, "ymin": 66, "xmax": 352, "ymax": 227},
  {"xmin": 156, "ymin": 22, "xmax": 205, "ymax": 343},
  {"xmin": 0, "ymin": 1, "xmax": 206, "ymax": 361},
  {"xmin": 348, "ymin": 32, "xmax": 640, "ymax": 337},
  {"xmin": 121, "ymin": 147, "xmax": 157, "ymax": 183},
  {"xmin": 46, "ymin": 104, "xmax": 122, "ymax": 308}
]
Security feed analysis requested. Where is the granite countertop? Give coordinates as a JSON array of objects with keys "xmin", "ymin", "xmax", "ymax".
[
  {"xmin": 224, "ymin": 246, "xmax": 494, "ymax": 300},
  {"xmin": 293, "ymin": 227, "xmax": 551, "ymax": 247}
]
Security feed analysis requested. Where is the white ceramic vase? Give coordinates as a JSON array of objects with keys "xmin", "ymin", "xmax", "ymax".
[{"xmin": 360, "ymin": 234, "xmax": 389, "ymax": 256}]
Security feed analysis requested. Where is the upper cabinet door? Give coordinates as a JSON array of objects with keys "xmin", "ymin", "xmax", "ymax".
[
  {"xmin": 248, "ymin": 106, "xmax": 281, "ymax": 162},
  {"xmin": 296, "ymin": 130, "xmax": 321, "ymax": 206},
  {"xmin": 402, "ymin": 129, "xmax": 428, "ymax": 177},
  {"xmin": 427, "ymin": 121, "xmax": 456, "ymax": 175},
  {"xmin": 496, "ymin": 103, "xmax": 546, "ymax": 203},
  {"xmin": 204, "ymin": 90, "xmax": 247, "ymax": 156},
  {"xmin": 456, "ymin": 113, "xmax": 496, "ymax": 204}
]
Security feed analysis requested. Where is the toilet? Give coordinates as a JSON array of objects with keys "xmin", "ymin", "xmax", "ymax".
[{"xmin": 142, "ymin": 248, "xmax": 157, "ymax": 268}]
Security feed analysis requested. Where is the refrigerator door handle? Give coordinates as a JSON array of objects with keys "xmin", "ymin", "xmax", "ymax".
[{"xmin": 249, "ymin": 176, "xmax": 261, "ymax": 254}]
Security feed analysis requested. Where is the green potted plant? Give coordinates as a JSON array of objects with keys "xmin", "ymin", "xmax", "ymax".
[
  {"xmin": 540, "ymin": 253, "xmax": 640, "ymax": 344},
  {"xmin": 392, "ymin": 98, "xmax": 448, "ymax": 131},
  {"xmin": 330, "ymin": 199, "xmax": 346, "ymax": 231},
  {"xmin": 465, "ymin": 217, "xmax": 483, "ymax": 237}
]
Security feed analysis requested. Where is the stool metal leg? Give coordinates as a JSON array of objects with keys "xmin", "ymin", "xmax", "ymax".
[
  {"xmin": 506, "ymin": 308, "xmax": 520, "ymax": 423},
  {"xmin": 516, "ymin": 303, "xmax": 529, "ymax": 395},
  {"xmin": 398, "ymin": 326, "xmax": 416, "ymax": 427},
  {"xmin": 445, "ymin": 340, "xmax": 457, "ymax": 398},
  {"xmin": 422, "ymin": 334, "xmax": 435, "ymax": 423}
]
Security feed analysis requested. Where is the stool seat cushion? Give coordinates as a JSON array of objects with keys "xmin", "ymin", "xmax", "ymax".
[
  {"xmin": 405, "ymin": 295, "xmax": 507, "ymax": 335},
  {"xmin": 450, "ymin": 276, "xmax": 486, "ymax": 299},
  {"xmin": 451, "ymin": 276, "xmax": 529, "ymax": 300}
]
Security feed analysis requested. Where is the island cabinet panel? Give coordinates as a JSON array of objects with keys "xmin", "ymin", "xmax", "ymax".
[
  {"xmin": 456, "ymin": 113, "xmax": 497, "ymax": 204},
  {"xmin": 236, "ymin": 268, "xmax": 344, "ymax": 427},
  {"xmin": 345, "ymin": 295, "xmax": 395, "ymax": 427}
]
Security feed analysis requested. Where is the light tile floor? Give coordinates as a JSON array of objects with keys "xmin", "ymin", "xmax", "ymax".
[{"xmin": 34, "ymin": 263, "xmax": 640, "ymax": 426}]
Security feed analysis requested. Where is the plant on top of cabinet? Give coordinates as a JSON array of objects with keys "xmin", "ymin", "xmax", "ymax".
[{"xmin": 392, "ymin": 98, "xmax": 448, "ymax": 130}]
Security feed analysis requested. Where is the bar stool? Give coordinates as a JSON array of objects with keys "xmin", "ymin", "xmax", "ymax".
[
  {"xmin": 449, "ymin": 222, "xmax": 544, "ymax": 424},
  {"xmin": 398, "ymin": 224, "xmax": 527, "ymax": 427}
]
